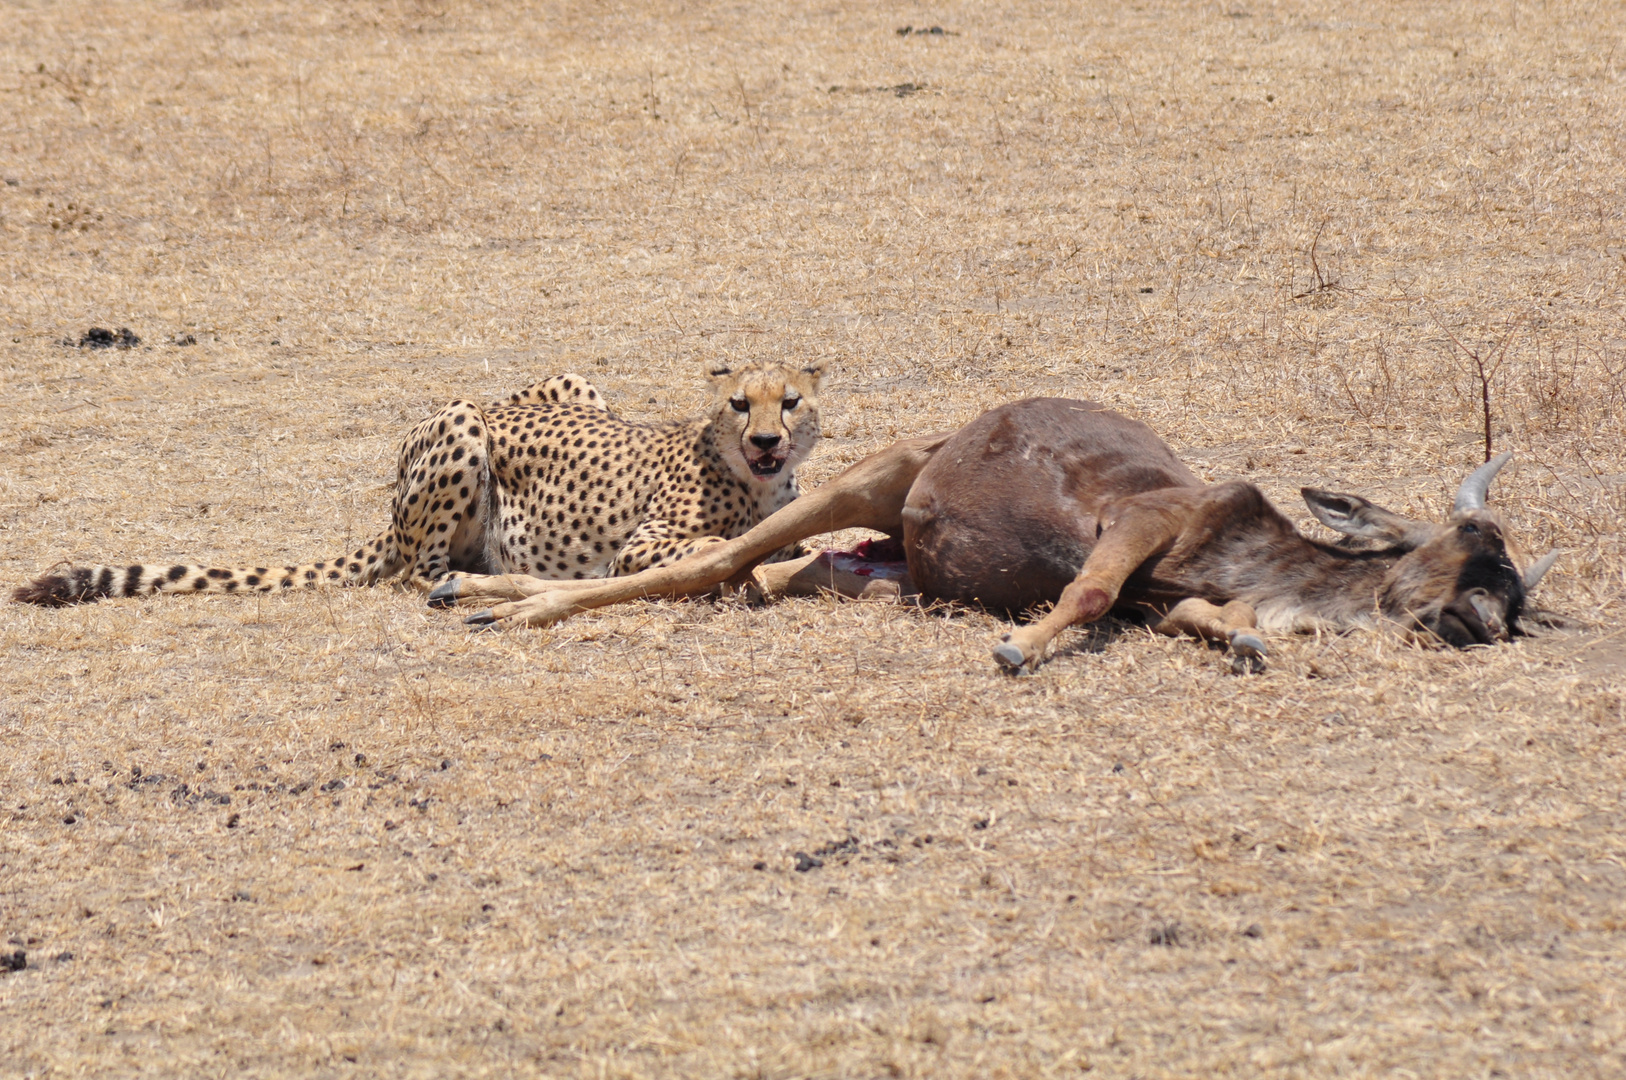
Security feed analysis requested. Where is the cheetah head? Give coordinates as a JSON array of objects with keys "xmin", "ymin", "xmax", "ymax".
[{"xmin": 706, "ymin": 359, "xmax": 827, "ymax": 484}]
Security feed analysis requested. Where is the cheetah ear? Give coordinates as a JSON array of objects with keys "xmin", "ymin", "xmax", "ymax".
[
  {"xmin": 705, "ymin": 362, "xmax": 733, "ymax": 383},
  {"xmin": 799, "ymin": 358, "xmax": 829, "ymax": 384}
]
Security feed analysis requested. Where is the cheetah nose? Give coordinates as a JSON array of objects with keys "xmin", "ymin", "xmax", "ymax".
[{"xmin": 749, "ymin": 433, "xmax": 782, "ymax": 451}]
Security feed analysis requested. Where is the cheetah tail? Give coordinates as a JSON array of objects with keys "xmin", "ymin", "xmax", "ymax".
[
  {"xmin": 12, "ymin": 563, "xmax": 242, "ymax": 605},
  {"xmin": 11, "ymin": 533, "xmax": 405, "ymax": 606}
]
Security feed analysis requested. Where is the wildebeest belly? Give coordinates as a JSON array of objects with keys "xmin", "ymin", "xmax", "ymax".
[{"xmin": 900, "ymin": 397, "xmax": 1199, "ymax": 614}]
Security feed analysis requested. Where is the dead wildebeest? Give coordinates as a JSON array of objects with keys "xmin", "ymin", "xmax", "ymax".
[{"xmin": 433, "ymin": 397, "xmax": 1559, "ymax": 671}]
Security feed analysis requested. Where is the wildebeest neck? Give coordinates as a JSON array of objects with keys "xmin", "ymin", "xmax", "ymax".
[{"xmin": 1134, "ymin": 480, "xmax": 1400, "ymax": 632}]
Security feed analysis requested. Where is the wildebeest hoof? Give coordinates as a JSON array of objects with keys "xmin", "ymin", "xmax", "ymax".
[
  {"xmin": 992, "ymin": 641, "xmax": 1029, "ymax": 671},
  {"xmin": 426, "ymin": 578, "xmax": 461, "ymax": 608},
  {"xmin": 464, "ymin": 609, "xmax": 497, "ymax": 627},
  {"xmin": 1229, "ymin": 632, "xmax": 1266, "ymax": 658},
  {"xmin": 1227, "ymin": 630, "xmax": 1266, "ymax": 673}
]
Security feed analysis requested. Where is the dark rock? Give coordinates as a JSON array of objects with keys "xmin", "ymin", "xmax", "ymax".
[
  {"xmin": 813, "ymin": 836, "xmax": 859, "ymax": 859},
  {"xmin": 77, "ymin": 327, "xmax": 139, "ymax": 349}
]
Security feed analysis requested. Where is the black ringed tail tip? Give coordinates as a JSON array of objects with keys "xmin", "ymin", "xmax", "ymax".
[{"xmin": 11, "ymin": 575, "xmax": 76, "ymax": 606}]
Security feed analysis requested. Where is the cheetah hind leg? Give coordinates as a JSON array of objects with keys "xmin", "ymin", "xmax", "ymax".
[
  {"xmin": 425, "ymin": 375, "xmax": 608, "ymax": 606},
  {"xmin": 387, "ymin": 399, "xmax": 500, "ymax": 593}
]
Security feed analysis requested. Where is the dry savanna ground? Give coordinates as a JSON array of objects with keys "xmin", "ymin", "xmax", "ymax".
[{"xmin": 2, "ymin": 1, "xmax": 1625, "ymax": 1076}]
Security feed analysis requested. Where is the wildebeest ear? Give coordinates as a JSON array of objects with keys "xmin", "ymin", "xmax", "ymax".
[{"xmin": 1301, "ymin": 488, "xmax": 1422, "ymax": 543}]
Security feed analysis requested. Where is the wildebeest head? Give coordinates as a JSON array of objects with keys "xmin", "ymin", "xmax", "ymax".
[{"xmin": 1301, "ymin": 453, "xmax": 1558, "ymax": 646}]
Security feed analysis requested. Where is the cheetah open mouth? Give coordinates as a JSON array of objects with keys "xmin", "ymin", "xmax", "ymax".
[{"xmin": 745, "ymin": 455, "xmax": 787, "ymax": 479}]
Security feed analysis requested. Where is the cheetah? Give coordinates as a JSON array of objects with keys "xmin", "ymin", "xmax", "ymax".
[{"xmin": 12, "ymin": 361, "xmax": 828, "ymax": 605}]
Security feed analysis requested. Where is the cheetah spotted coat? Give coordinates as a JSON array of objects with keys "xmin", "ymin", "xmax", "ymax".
[{"xmin": 13, "ymin": 363, "xmax": 826, "ymax": 605}]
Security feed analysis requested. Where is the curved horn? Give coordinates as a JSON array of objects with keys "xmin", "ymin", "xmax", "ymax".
[
  {"xmin": 1523, "ymin": 549, "xmax": 1559, "ymax": 591},
  {"xmin": 1453, "ymin": 451, "xmax": 1513, "ymax": 513}
]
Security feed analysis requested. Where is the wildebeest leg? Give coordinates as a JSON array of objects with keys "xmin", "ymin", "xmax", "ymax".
[
  {"xmin": 463, "ymin": 431, "xmax": 953, "ymax": 629},
  {"xmin": 440, "ymin": 546, "xmax": 908, "ymax": 613},
  {"xmin": 429, "ymin": 572, "xmax": 558, "ymax": 606},
  {"xmin": 1150, "ymin": 598, "xmax": 1267, "ymax": 672},
  {"xmin": 993, "ymin": 497, "xmax": 1193, "ymax": 670},
  {"xmin": 751, "ymin": 549, "xmax": 916, "ymax": 602},
  {"xmin": 434, "ymin": 537, "xmax": 912, "ymax": 611}
]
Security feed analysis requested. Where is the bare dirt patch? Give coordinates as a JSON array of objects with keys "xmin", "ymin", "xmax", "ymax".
[{"xmin": 2, "ymin": 1, "xmax": 1624, "ymax": 1077}]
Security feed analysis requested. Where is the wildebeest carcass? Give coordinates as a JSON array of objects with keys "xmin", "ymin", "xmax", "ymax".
[{"xmin": 434, "ymin": 397, "xmax": 1559, "ymax": 671}]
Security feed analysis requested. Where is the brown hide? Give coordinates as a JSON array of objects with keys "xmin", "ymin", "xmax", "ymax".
[
  {"xmin": 900, "ymin": 398, "xmax": 1534, "ymax": 648},
  {"xmin": 901, "ymin": 398, "xmax": 1199, "ymax": 612}
]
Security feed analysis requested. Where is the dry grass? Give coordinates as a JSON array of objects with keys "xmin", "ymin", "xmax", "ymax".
[{"xmin": 2, "ymin": 1, "xmax": 1625, "ymax": 1076}]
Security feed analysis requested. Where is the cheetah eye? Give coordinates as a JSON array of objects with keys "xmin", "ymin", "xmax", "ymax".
[
  {"xmin": 729, "ymin": 397, "xmax": 749, "ymax": 413},
  {"xmin": 782, "ymin": 395, "xmax": 801, "ymax": 410}
]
